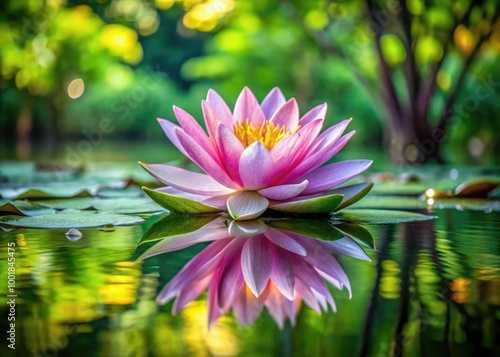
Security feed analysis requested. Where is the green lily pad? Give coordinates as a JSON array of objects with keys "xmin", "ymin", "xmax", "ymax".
[
  {"xmin": 97, "ymin": 186, "xmax": 144, "ymax": 198},
  {"xmin": 350, "ymin": 195, "xmax": 500, "ymax": 212},
  {"xmin": 139, "ymin": 215, "xmax": 219, "ymax": 244},
  {"xmin": 33, "ymin": 197, "xmax": 97, "ymax": 210},
  {"xmin": 92, "ymin": 198, "xmax": 163, "ymax": 214},
  {"xmin": 370, "ymin": 181, "xmax": 432, "ymax": 195},
  {"xmin": 142, "ymin": 187, "xmax": 223, "ymax": 214},
  {"xmin": 350, "ymin": 196, "xmax": 429, "ymax": 210},
  {"xmin": 330, "ymin": 182, "xmax": 374, "ymax": 211},
  {"xmin": 0, "ymin": 209, "xmax": 144, "ymax": 229},
  {"xmin": 268, "ymin": 193, "xmax": 344, "ymax": 214},
  {"xmin": 33, "ymin": 196, "xmax": 162, "ymax": 214},
  {"xmin": 0, "ymin": 200, "xmax": 56, "ymax": 216},
  {"xmin": 0, "ymin": 186, "xmax": 99, "ymax": 200},
  {"xmin": 268, "ymin": 218, "xmax": 345, "ymax": 240},
  {"xmin": 333, "ymin": 209, "xmax": 436, "ymax": 224}
]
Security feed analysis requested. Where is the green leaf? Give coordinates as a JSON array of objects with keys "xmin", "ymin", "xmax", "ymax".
[
  {"xmin": 97, "ymin": 186, "xmax": 144, "ymax": 198},
  {"xmin": 370, "ymin": 181, "xmax": 430, "ymax": 195},
  {"xmin": 33, "ymin": 198, "xmax": 96, "ymax": 210},
  {"xmin": 0, "ymin": 209, "xmax": 144, "ymax": 229},
  {"xmin": 142, "ymin": 187, "xmax": 223, "ymax": 214},
  {"xmin": 333, "ymin": 209, "xmax": 436, "ymax": 224},
  {"xmin": 269, "ymin": 194, "xmax": 344, "ymax": 214},
  {"xmin": 139, "ymin": 214, "xmax": 219, "ymax": 244},
  {"xmin": 350, "ymin": 195, "xmax": 428, "ymax": 210},
  {"xmin": 268, "ymin": 218, "xmax": 344, "ymax": 241},
  {"xmin": 0, "ymin": 186, "xmax": 99, "ymax": 200},
  {"xmin": 331, "ymin": 182, "xmax": 374, "ymax": 211},
  {"xmin": 92, "ymin": 198, "xmax": 163, "ymax": 214},
  {"xmin": 34, "ymin": 197, "xmax": 163, "ymax": 214},
  {"xmin": 0, "ymin": 201, "xmax": 56, "ymax": 216},
  {"xmin": 350, "ymin": 195, "xmax": 500, "ymax": 212}
]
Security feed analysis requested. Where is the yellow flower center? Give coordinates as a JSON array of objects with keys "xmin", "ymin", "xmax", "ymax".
[{"xmin": 233, "ymin": 119, "xmax": 299, "ymax": 150}]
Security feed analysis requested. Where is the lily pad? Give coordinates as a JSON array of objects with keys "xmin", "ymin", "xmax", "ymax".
[
  {"xmin": 139, "ymin": 215, "xmax": 220, "ymax": 244},
  {"xmin": 0, "ymin": 186, "xmax": 99, "ymax": 200},
  {"xmin": 92, "ymin": 198, "xmax": 163, "ymax": 214},
  {"xmin": 34, "ymin": 197, "xmax": 163, "ymax": 214},
  {"xmin": 268, "ymin": 193, "xmax": 344, "ymax": 214},
  {"xmin": 97, "ymin": 186, "xmax": 144, "ymax": 198},
  {"xmin": 351, "ymin": 196, "xmax": 429, "ymax": 210},
  {"xmin": 33, "ymin": 197, "xmax": 96, "ymax": 210},
  {"xmin": 0, "ymin": 201, "xmax": 56, "ymax": 216},
  {"xmin": 142, "ymin": 187, "xmax": 223, "ymax": 214},
  {"xmin": 351, "ymin": 195, "xmax": 500, "ymax": 212},
  {"xmin": 0, "ymin": 209, "xmax": 144, "ymax": 229},
  {"xmin": 369, "ymin": 181, "xmax": 433, "ymax": 196},
  {"xmin": 454, "ymin": 179, "xmax": 499, "ymax": 198},
  {"xmin": 333, "ymin": 209, "xmax": 435, "ymax": 224}
]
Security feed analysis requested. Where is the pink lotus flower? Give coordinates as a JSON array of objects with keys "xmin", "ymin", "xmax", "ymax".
[
  {"xmin": 140, "ymin": 87, "xmax": 373, "ymax": 220},
  {"xmin": 138, "ymin": 218, "xmax": 371, "ymax": 328}
]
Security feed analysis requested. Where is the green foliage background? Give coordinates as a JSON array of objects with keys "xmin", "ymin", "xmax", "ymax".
[{"xmin": 1, "ymin": 0, "xmax": 499, "ymax": 164}]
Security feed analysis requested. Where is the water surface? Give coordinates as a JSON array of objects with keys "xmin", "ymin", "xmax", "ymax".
[{"xmin": 1, "ymin": 207, "xmax": 499, "ymax": 357}]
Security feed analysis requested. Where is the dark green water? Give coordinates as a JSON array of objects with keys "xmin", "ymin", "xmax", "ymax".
[{"xmin": 1, "ymin": 206, "xmax": 499, "ymax": 357}]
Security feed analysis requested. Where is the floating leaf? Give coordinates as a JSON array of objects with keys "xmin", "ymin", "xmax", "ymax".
[
  {"xmin": 333, "ymin": 209, "xmax": 436, "ymax": 224},
  {"xmin": 0, "ymin": 186, "xmax": 99, "ymax": 200},
  {"xmin": 34, "ymin": 197, "xmax": 163, "ymax": 214},
  {"xmin": 97, "ymin": 186, "xmax": 144, "ymax": 198},
  {"xmin": 454, "ymin": 179, "xmax": 499, "ymax": 198},
  {"xmin": 142, "ymin": 187, "xmax": 223, "ymax": 214},
  {"xmin": 92, "ymin": 198, "xmax": 163, "ymax": 214},
  {"xmin": 0, "ymin": 209, "xmax": 144, "ymax": 229},
  {"xmin": 370, "ymin": 182, "xmax": 433, "ymax": 196},
  {"xmin": 33, "ymin": 198, "xmax": 96, "ymax": 210},
  {"xmin": 351, "ymin": 195, "xmax": 500, "ymax": 212},
  {"xmin": 0, "ymin": 200, "xmax": 56, "ymax": 216}
]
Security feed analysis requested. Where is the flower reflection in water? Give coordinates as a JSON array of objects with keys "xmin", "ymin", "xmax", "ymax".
[{"xmin": 137, "ymin": 216, "xmax": 372, "ymax": 328}]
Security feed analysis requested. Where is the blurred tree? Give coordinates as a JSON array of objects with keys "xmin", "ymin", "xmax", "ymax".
[
  {"xmin": 292, "ymin": 0, "xmax": 500, "ymax": 164},
  {"xmin": 0, "ymin": 0, "xmax": 143, "ymax": 157},
  {"xmin": 181, "ymin": 0, "xmax": 500, "ymax": 164}
]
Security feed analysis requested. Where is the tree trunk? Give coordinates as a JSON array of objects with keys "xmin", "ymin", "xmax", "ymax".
[{"xmin": 388, "ymin": 117, "xmax": 445, "ymax": 165}]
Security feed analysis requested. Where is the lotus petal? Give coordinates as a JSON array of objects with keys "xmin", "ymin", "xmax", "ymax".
[
  {"xmin": 241, "ymin": 235, "xmax": 272, "ymax": 297},
  {"xmin": 298, "ymin": 160, "xmax": 373, "ymax": 195},
  {"xmin": 258, "ymin": 180, "xmax": 308, "ymax": 200},
  {"xmin": 261, "ymin": 87, "xmax": 286, "ymax": 119},
  {"xmin": 233, "ymin": 86, "xmax": 266, "ymax": 125},
  {"xmin": 139, "ymin": 162, "xmax": 234, "ymax": 196},
  {"xmin": 270, "ymin": 98, "xmax": 299, "ymax": 131},
  {"xmin": 239, "ymin": 142, "xmax": 274, "ymax": 189},
  {"xmin": 207, "ymin": 89, "xmax": 233, "ymax": 128},
  {"xmin": 227, "ymin": 191, "xmax": 269, "ymax": 220}
]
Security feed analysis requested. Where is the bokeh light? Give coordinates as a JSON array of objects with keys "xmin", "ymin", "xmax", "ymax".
[{"xmin": 67, "ymin": 78, "xmax": 85, "ymax": 99}]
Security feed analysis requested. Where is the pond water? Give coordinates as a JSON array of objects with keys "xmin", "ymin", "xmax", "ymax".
[{"xmin": 1, "ymin": 204, "xmax": 499, "ymax": 356}]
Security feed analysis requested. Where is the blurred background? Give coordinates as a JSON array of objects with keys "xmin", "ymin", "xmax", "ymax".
[{"xmin": 1, "ymin": 0, "xmax": 499, "ymax": 167}]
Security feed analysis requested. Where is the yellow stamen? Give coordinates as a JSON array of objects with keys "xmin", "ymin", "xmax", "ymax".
[{"xmin": 233, "ymin": 119, "xmax": 299, "ymax": 150}]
